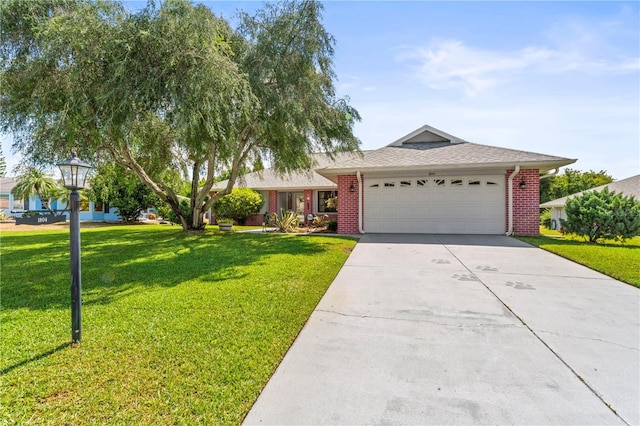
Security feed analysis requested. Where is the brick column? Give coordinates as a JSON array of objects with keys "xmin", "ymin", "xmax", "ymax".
[
  {"xmin": 337, "ymin": 174, "xmax": 361, "ymax": 234},
  {"xmin": 303, "ymin": 189, "xmax": 313, "ymax": 223},
  {"xmin": 269, "ymin": 190, "xmax": 278, "ymax": 215},
  {"xmin": 506, "ymin": 169, "xmax": 540, "ymax": 236}
]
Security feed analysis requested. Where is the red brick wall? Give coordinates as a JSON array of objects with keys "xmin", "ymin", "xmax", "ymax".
[
  {"xmin": 303, "ymin": 189, "xmax": 313, "ymax": 224},
  {"xmin": 506, "ymin": 169, "xmax": 540, "ymax": 236},
  {"xmin": 268, "ymin": 190, "xmax": 278, "ymax": 215},
  {"xmin": 244, "ymin": 214, "xmax": 265, "ymax": 226},
  {"xmin": 337, "ymin": 174, "xmax": 361, "ymax": 234}
]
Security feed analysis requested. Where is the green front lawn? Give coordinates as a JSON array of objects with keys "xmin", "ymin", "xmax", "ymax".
[
  {"xmin": 518, "ymin": 231, "xmax": 640, "ymax": 288},
  {"xmin": 0, "ymin": 226, "xmax": 356, "ymax": 424}
]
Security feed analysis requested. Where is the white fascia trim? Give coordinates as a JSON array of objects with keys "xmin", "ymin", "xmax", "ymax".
[
  {"xmin": 540, "ymin": 168, "xmax": 559, "ymax": 180},
  {"xmin": 317, "ymin": 160, "xmax": 573, "ymax": 178}
]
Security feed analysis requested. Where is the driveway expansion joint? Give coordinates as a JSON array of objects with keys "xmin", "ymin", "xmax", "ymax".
[
  {"xmin": 435, "ymin": 236, "xmax": 630, "ymax": 425},
  {"xmin": 315, "ymin": 309, "xmax": 522, "ymax": 328}
]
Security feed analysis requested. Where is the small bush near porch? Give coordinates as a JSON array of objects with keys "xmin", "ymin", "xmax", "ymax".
[{"xmin": 0, "ymin": 226, "xmax": 356, "ymax": 424}]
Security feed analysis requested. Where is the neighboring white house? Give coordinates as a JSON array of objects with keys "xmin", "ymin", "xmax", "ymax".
[
  {"xmin": 540, "ymin": 174, "xmax": 640, "ymax": 230},
  {"xmin": 0, "ymin": 177, "xmax": 28, "ymax": 216}
]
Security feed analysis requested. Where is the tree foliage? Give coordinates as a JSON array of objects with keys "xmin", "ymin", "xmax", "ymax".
[
  {"xmin": 0, "ymin": 147, "xmax": 6, "ymax": 177},
  {"xmin": 0, "ymin": 0, "xmax": 360, "ymax": 231},
  {"xmin": 562, "ymin": 188, "xmax": 640, "ymax": 243},
  {"xmin": 89, "ymin": 163, "xmax": 161, "ymax": 222},
  {"xmin": 11, "ymin": 167, "xmax": 61, "ymax": 215},
  {"xmin": 212, "ymin": 188, "xmax": 263, "ymax": 225},
  {"xmin": 540, "ymin": 169, "xmax": 613, "ymax": 204}
]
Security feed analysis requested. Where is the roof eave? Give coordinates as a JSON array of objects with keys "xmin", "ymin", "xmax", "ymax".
[
  {"xmin": 210, "ymin": 184, "xmax": 338, "ymax": 192},
  {"xmin": 317, "ymin": 158, "xmax": 577, "ymax": 178}
]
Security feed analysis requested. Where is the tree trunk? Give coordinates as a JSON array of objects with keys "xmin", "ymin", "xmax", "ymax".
[
  {"xmin": 190, "ymin": 207, "xmax": 206, "ymax": 231},
  {"xmin": 36, "ymin": 191, "xmax": 56, "ymax": 216}
]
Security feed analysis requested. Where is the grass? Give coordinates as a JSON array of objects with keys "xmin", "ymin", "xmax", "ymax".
[
  {"xmin": 518, "ymin": 228, "xmax": 640, "ymax": 288},
  {"xmin": 0, "ymin": 225, "xmax": 357, "ymax": 425}
]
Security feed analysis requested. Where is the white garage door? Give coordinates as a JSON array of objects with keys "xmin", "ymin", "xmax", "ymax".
[{"xmin": 364, "ymin": 175, "xmax": 505, "ymax": 234}]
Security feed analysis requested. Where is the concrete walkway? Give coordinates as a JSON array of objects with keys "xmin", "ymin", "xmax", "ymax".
[{"xmin": 244, "ymin": 234, "xmax": 640, "ymax": 425}]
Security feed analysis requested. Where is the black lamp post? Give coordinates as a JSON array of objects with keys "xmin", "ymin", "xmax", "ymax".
[{"xmin": 57, "ymin": 153, "xmax": 91, "ymax": 343}]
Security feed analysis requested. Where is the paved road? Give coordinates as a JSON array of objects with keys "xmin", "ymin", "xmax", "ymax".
[{"xmin": 244, "ymin": 234, "xmax": 640, "ymax": 425}]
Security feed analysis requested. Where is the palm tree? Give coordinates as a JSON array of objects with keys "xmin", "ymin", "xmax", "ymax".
[{"xmin": 11, "ymin": 167, "xmax": 61, "ymax": 215}]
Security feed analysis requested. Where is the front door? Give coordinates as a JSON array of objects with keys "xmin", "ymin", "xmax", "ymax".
[{"xmin": 278, "ymin": 192, "xmax": 305, "ymax": 222}]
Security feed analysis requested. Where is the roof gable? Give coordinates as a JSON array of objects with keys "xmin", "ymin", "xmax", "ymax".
[{"xmin": 387, "ymin": 124, "xmax": 467, "ymax": 147}]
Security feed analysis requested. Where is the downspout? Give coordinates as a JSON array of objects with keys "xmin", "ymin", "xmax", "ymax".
[
  {"xmin": 356, "ymin": 171, "xmax": 365, "ymax": 234},
  {"xmin": 506, "ymin": 165, "xmax": 520, "ymax": 236}
]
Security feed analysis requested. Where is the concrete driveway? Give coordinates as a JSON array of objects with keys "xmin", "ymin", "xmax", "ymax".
[{"xmin": 244, "ymin": 234, "xmax": 640, "ymax": 425}]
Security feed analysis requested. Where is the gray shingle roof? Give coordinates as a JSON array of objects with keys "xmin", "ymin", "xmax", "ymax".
[
  {"xmin": 540, "ymin": 174, "xmax": 640, "ymax": 208},
  {"xmin": 211, "ymin": 152, "xmax": 362, "ymax": 191},
  {"xmin": 213, "ymin": 124, "xmax": 576, "ymax": 190},
  {"xmin": 317, "ymin": 142, "xmax": 574, "ymax": 176}
]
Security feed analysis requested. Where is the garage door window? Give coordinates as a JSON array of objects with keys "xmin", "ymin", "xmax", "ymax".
[
  {"xmin": 384, "ymin": 182, "xmax": 395, "ymax": 187},
  {"xmin": 469, "ymin": 180, "xmax": 481, "ymax": 186},
  {"xmin": 400, "ymin": 180, "xmax": 412, "ymax": 187},
  {"xmin": 434, "ymin": 179, "xmax": 445, "ymax": 186},
  {"xmin": 451, "ymin": 179, "xmax": 463, "ymax": 186}
]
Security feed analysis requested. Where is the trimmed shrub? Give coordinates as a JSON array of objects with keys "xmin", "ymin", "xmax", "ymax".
[
  {"xmin": 563, "ymin": 188, "xmax": 640, "ymax": 243},
  {"xmin": 213, "ymin": 188, "xmax": 263, "ymax": 225},
  {"xmin": 326, "ymin": 219, "xmax": 337, "ymax": 232}
]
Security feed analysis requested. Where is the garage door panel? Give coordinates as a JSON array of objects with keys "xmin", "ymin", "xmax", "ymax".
[{"xmin": 364, "ymin": 175, "xmax": 504, "ymax": 234}]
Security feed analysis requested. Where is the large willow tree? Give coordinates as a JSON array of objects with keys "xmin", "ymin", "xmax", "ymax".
[{"xmin": 1, "ymin": 0, "xmax": 360, "ymax": 230}]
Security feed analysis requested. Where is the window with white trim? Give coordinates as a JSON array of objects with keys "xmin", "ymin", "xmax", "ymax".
[{"xmin": 318, "ymin": 190, "xmax": 337, "ymax": 213}]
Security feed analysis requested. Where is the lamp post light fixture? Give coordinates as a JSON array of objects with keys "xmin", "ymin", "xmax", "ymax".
[
  {"xmin": 57, "ymin": 153, "xmax": 91, "ymax": 343},
  {"xmin": 519, "ymin": 178, "xmax": 526, "ymax": 190}
]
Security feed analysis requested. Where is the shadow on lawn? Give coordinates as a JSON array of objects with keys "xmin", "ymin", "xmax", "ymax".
[
  {"xmin": 1, "ymin": 227, "xmax": 334, "ymax": 311},
  {"xmin": 0, "ymin": 343, "xmax": 69, "ymax": 376},
  {"xmin": 522, "ymin": 235, "xmax": 640, "ymax": 250}
]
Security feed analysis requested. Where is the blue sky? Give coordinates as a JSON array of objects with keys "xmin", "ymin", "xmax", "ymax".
[{"xmin": 3, "ymin": 1, "xmax": 638, "ymax": 179}]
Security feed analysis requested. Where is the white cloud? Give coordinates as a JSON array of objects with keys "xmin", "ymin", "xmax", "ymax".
[
  {"xmin": 338, "ymin": 74, "xmax": 377, "ymax": 94},
  {"xmin": 400, "ymin": 37, "xmax": 639, "ymax": 96}
]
